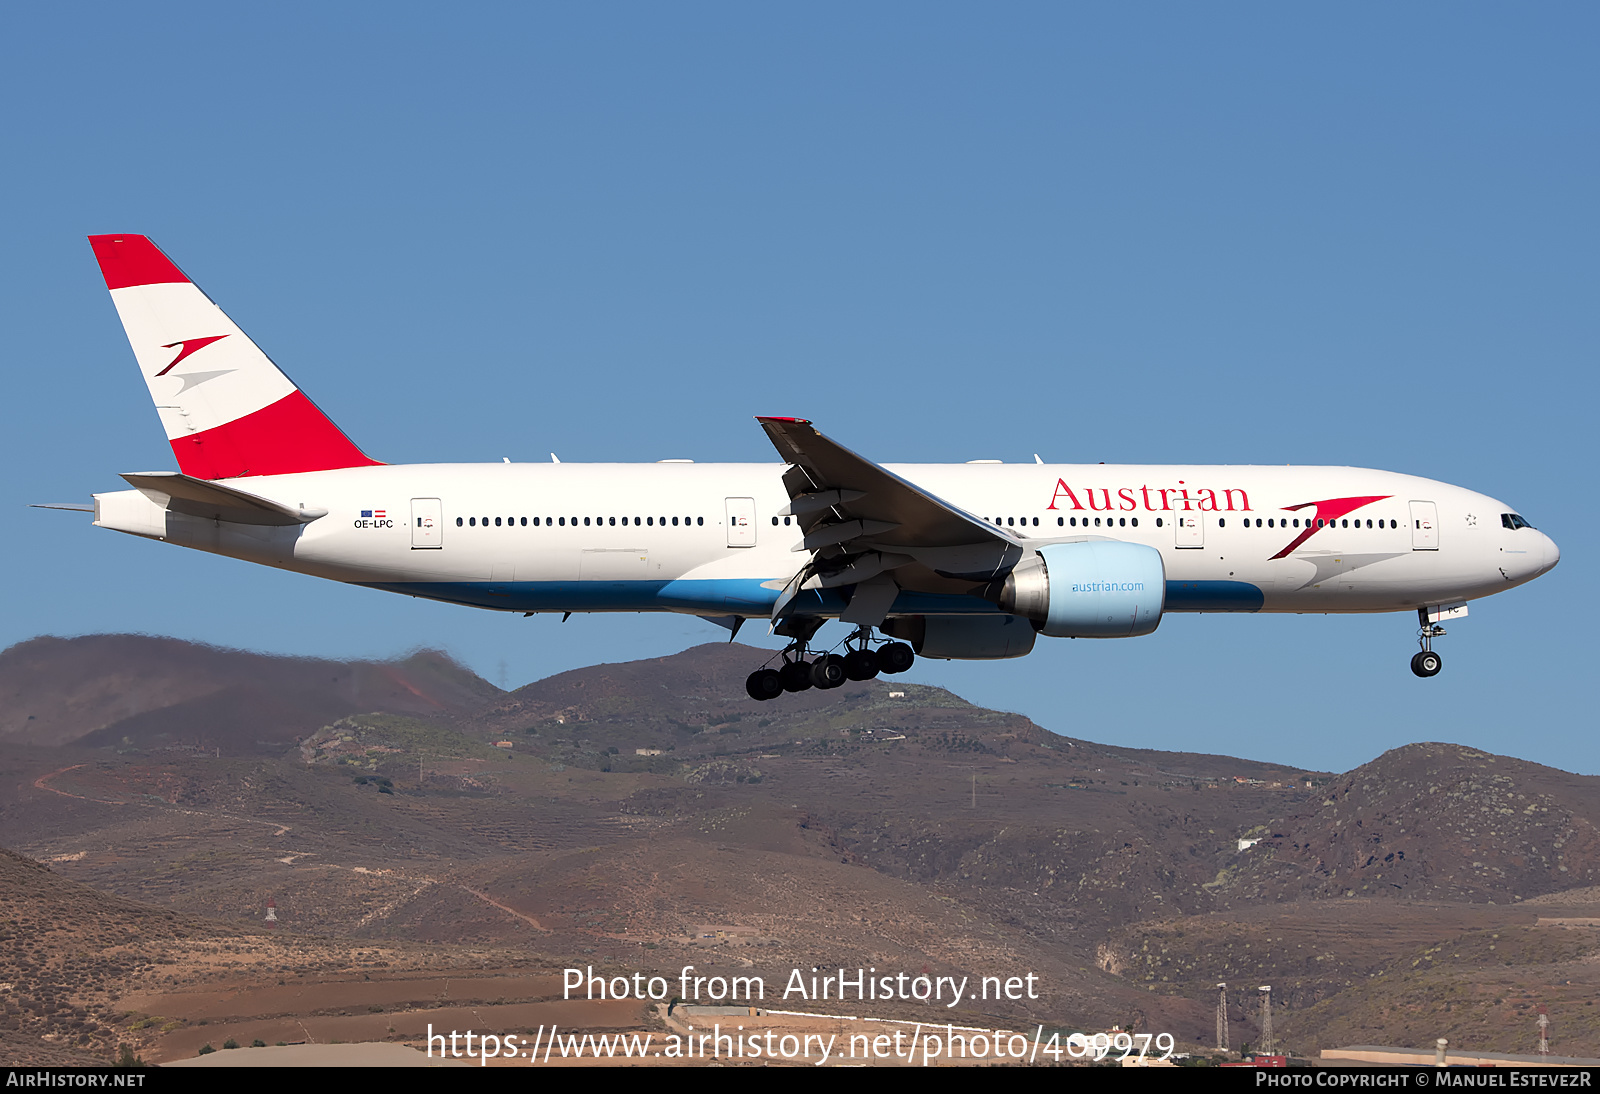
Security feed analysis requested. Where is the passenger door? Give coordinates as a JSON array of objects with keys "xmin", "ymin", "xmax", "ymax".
[
  {"xmin": 411, "ymin": 498, "xmax": 443, "ymax": 548},
  {"xmin": 1174, "ymin": 514, "xmax": 1204, "ymax": 549},
  {"xmin": 1409, "ymin": 501, "xmax": 1439, "ymax": 550},
  {"xmin": 725, "ymin": 497, "xmax": 757, "ymax": 547}
]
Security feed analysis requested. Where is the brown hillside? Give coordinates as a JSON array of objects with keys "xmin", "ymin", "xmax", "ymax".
[
  {"xmin": 1218, "ymin": 742, "xmax": 1600, "ymax": 904},
  {"xmin": 0, "ymin": 635, "xmax": 501, "ymax": 753},
  {"xmin": 11, "ymin": 637, "xmax": 1600, "ymax": 1061}
]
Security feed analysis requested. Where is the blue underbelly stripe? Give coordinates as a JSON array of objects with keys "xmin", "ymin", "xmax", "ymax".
[
  {"xmin": 357, "ymin": 578, "xmax": 1264, "ymax": 614},
  {"xmin": 1162, "ymin": 580, "xmax": 1265, "ymax": 612}
]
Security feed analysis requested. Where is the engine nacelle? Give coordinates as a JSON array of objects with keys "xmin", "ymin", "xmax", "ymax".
[
  {"xmin": 996, "ymin": 540, "xmax": 1165, "ymax": 638},
  {"xmin": 881, "ymin": 614, "xmax": 1037, "ymax": 660}
]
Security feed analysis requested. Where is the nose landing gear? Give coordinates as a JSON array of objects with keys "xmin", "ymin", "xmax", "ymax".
[{"xmin": 1411, "ymin": 607, "xmax": 1445, "ymax": 678}]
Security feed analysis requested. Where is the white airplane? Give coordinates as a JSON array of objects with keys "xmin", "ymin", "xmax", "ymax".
[{"xmin": 56, "ymin": 234, "xmax": 1560, "ymax": 699}]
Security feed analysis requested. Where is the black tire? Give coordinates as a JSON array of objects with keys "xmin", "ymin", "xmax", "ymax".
[
  {"xmin": 809, "ymin": 654, "xmax": 847, "ymax": 690},
  {"xmin": 1411, "ymin": 651, "xmax": 1442, "ymax": 678},
  {"xmin": 745, "ymin": 669, "xmax": 783, "ymax": 702},
  {"xmin": 844, "ymin": 649, "xmax": 880, "ymax": 681},
  {"xmin": 780, "ymin": 660, "xmax": 814, "ymax": 692},
  {"xmin": 878, "ymin": 641, "xmax": 915, "ymax": 674}
]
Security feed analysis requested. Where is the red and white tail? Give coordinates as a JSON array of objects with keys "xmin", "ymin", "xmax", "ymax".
[{"xmin": 88, "ymin": 235, "xmax": 380, "ymax": 480}]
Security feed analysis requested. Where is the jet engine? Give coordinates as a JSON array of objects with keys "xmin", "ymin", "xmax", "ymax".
[{"xmin": 992, "ymin": 540, "xmax": 1165, "ymax": 638}]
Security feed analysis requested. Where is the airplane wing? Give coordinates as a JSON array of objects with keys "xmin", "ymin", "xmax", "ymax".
[{"xmin": 756, "ymin": 417, "xmax": 1024, "ymax": 624}]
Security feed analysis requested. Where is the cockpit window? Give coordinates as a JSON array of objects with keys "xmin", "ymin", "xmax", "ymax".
[{"xmin": 1502, "ymin": 513, "xmax": 1535, "ymax": 530}]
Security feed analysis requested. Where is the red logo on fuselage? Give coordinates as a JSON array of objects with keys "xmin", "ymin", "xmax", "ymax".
[
  {"xmin": 155, "ymin": 335, "xmax": 229, "ymax": 376},
  {"xmin": 1269, "ymin": 496, "xmax": 1391, "ymax": 559}
]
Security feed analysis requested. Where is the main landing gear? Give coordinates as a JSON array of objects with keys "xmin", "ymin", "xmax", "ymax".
[
  {"xmin": 744, "ymin": 626, "xmax": 915, "ymax": 701},
  {"xmin": 1411, "ymin": 608, "xmax": 1444, "ymax": 678}
]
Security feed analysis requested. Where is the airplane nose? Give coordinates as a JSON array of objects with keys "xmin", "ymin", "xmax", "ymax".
[{"xmin": 1540, "ymin": 531, "xmax": 1560, "ymax": 575}]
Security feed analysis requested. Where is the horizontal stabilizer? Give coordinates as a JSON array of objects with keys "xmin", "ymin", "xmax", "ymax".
[{"xmin": 120, "ymin": 472, "xmax": 326, "ymax": 526}]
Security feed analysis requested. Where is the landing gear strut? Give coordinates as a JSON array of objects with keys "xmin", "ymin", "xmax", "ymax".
[
  {"xmin": 743, "ymin": 625, "xmax": 915, "ymax": 701},
  {"xmin": 1411, "ymin": 608, "xmax": 1444, "ymax": 678}
]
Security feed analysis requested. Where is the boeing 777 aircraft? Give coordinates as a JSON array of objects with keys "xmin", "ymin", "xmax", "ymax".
[{"xmin": 55, "ymin": 235, "xmax": 1560, "ymax": 700}]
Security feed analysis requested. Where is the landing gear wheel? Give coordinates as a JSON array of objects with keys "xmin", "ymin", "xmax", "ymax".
[
  {"xmin": 1410, "ymin": 650, "xmax": 1442, "ymax": 678},
  {"xmin": 809, "ymin": 654, "xmax": 847, "ymax": 690},
  {"xmin": 878, "ymin": 641, "xmax": 915, "ymax": 674},
  {"xmin": 745, "ymin": 668, "xmax": 783, "ymax": 702},
  {"xmin": 844, "ymin": 649, "xmax": 880, "ymax": 681},
  {"xmin": 780, "ymin": 660, "xmax": 814, "ymax": 692}
]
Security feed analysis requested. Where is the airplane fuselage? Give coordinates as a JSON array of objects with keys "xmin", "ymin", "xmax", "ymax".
[{"xmin": 92, "ymin": 460, "xmax": 1557, "ymax": 623}]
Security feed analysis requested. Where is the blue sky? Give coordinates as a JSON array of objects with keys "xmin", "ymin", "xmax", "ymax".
[{"xmin": 4, "ymin": 4, "xmax": 1595, "ymax": 774}]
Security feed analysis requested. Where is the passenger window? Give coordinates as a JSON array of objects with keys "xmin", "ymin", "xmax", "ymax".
[
  {"xmin": 674, "ymin": 517, "xmax": 680, "ymax": 526},
  {"xmin": 456, "ymin": 517, "xmax": 464, "ymax": 527},
  {"xmin": 1218, "ymin": 518, "xmax": 1225, "ymax": 528},
  {"xmin": 1131, "ymin": 518, "xmax": 1138, "ymax": 528}
]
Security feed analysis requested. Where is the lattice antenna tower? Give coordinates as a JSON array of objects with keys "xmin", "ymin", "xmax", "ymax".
[
  {"xmin": 1216, "ymin": 982, "xmax": 1229, "ymax": 1053},
  {"xmin": 1537, "ymin": 1006, "xmax": 1550, "ymax": 1056},
  {"xmin": 1258, "ymin": 985, "xmax": 1274, "ymax": 1056}
]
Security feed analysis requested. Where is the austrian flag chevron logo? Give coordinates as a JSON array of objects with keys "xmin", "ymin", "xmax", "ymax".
[
  {"xmin": 1269, "ymin": 495, "xmax": 1392, "ymax": 559},
  {"xmin": 154, "ymin": 335, "xmax": 229, "ymax": 376}
]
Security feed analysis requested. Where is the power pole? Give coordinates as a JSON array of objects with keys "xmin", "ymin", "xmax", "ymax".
[
  {"xmin": 1216, "ymin": 982, "xmax": 1229, "ymax": 1053},
  {"xmin": 1258, "ymin": 985, "xmax": 1274, "ymax": 1056}
]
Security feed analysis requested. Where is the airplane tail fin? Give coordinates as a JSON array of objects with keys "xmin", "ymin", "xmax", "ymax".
[{"xmin": 88, "ymin": 235, "xmax": 380, "ymax": 480}]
